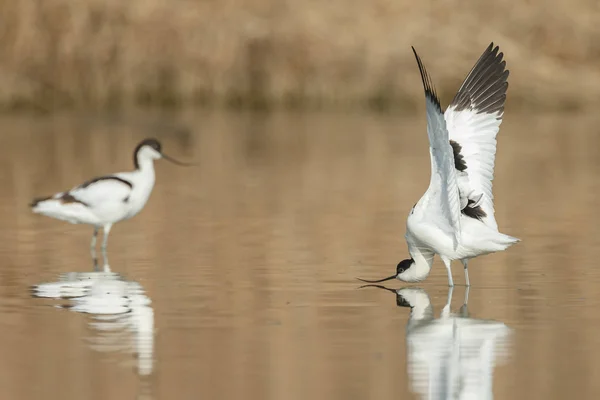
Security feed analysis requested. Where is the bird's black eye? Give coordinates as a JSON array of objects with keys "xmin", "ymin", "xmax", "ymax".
[{"xmin": 396, "ymin": 263, "xmax": 404, "ymax": 274}]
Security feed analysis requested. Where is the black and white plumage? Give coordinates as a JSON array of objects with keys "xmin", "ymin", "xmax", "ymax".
[
  {"xmin": 30, "ymin": 138, "xmax": 191, "ymax": 271},
  {"xmin": 361, "ymin": 285, "xmax": 512, "ymax": 399},
  {"xmin": 359, "ymin": 43, "xmax": 519, "ymax": 287}
]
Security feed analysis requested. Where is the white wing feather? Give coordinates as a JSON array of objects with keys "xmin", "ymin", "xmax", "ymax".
[
  {"xmin": 444, "ymin": 43, "xmax": 509, "ymax": 231},
  {"xmin": 69, "ymin": 177, "xmax": 132, "ymax": 210},
  {"xmin": 412, "ymin": 48, "xmax": 462, "ymax": 250},
  {"xmin": 30, "ymin": 175, "xmax": 133, "ymax": 225}
]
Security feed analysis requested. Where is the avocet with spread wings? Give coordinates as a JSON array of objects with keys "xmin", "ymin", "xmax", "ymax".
[
  {"xmin": 359, "ymin": 43, "xmax": 519, "ymax": 287},
  {"xmin": 30, "ymin": 138, "xmax": 192, "ymax": 270}
]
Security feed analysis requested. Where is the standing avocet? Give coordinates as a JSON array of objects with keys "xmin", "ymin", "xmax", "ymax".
[
  {"xmin": 359, "ymin": 43, "xmax": 519, "ymax": 287},
  {"xmin": 30, "ymin": 138, "xmax": 191, "ymax": 270}
]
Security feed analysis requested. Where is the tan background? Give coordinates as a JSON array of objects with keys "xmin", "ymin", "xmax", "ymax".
[{"xmin": 0, "ymin": 0, "xmax": 598, "ymax": 109}]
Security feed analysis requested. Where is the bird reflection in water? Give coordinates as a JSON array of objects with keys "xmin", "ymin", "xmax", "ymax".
[
  {"xmin": 31, "ymin": 271, "xmax": 154, "ymax": 397},
  {"xmin": 362, "ymin": 285, "xmax": 512, "ymax": 400}
]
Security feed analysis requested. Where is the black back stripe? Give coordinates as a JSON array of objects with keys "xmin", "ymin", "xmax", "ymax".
[
  {"xmin": 29, "ymin": 195, "xmax": 52, "ymax": 208},
  {"xmin": 79, "ymin": 176, "xmax": 133, "ymax": 189},
  {"xmin": 30, "ymin": 176, "xmax": 131, "ymax": 208},
  {"xmin": 411, "ymin": 47, "xmax": 443, "ymax": 113},
  {"xmin": 449, "ymin": 140, "xmax": 467, "ymax": 171},
  {"xmin": 29, "ymin": 192, "xmax": 89, "ymax": 208},
  {"xmin": 450, "ymin": 43, "xmax": 509, "ymax": 115}
]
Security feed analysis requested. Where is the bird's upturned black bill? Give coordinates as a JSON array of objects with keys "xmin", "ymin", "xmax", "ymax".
[
  {"xmin": 356, "ymin": 275, "xmax": 397, "ymax": 284},
  {"xmin": 161, "ymin": 153, "xmax": 197, "ymax": 166}
]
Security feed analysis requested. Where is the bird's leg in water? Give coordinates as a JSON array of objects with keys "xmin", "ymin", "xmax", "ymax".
[
  {"xmin": 102, "ymin": 255, "xmax": 111, "ymax": 273},
  {"xmin": 90, "ymin": 227, "xmax": 99, "ymax": 271},
  {"xmin": 101, "ymin": 224, "xmax": 112, "ymax": 272},
  {"xmin": 441, "ymin": 285, "xmax": 454, "ymax": 318},
  {"xmin": 462, "ymin": 259, "xmax": 470, "ymax": 286},
  {"xmin": 459, "ymin": 285, "xmax": 470, "ymax": 317},
  {"xmin": 442, "ymin": 257, "xmax": 454, "ymax": 287}
]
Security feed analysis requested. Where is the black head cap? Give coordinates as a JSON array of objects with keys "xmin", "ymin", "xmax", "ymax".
[
  {"xmin": 137, "ymin": 138, "xmax": 162, "ymax": 152},
  {"xmin": 396, "ymin": 258, "xmax": 414, "ymax": 275},
  {"xmin": 134, "ymin": 138, "xmax": 162, "ymax": 168}
]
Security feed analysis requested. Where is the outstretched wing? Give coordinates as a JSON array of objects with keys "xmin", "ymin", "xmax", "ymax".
[
  {"xmin": 444, "ymin": 43, "xmax": 509, "ymax": 230},
  {"xmin": 412, "ymin": 47, "xmax": 461, "ymax": 249}
]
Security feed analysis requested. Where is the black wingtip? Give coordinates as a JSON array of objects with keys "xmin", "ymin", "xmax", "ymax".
[
  {"xmin": 450, "ymin": 42, "xmax": 509, "ymax": 115},
  {"xmin": 411, "ymin": 46, "xmax": 442, "ymax": 112}
]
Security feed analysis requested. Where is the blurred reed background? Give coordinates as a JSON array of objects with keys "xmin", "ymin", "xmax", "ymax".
[
  {"xmin": 0, "ymin": 0, "xmax": 598, "ymax": 111},
  {"xmin": 3, "ymin": 2, "xmax": 600, "ymax": 399}
]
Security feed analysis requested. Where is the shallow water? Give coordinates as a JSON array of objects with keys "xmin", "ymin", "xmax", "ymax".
[{"xmin": 1, "ymin": 109, "xmax": 600, "ymax": 399}]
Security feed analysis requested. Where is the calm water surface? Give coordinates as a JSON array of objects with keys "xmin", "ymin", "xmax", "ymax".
[{"xmin": 1, "ymin": 110, "xmax": 599, "ymax": 399}]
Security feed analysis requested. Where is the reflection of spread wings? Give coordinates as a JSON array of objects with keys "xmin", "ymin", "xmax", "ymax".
[
  {"xmin": 445, "ymin": 43, "xmax": 509, "ymax": 230},
  {"xmin": 412, "ymin": 47, "xmax": 461, "ymax": 249}
]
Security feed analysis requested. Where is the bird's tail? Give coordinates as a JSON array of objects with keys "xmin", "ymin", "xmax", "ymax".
[
  {"xmin": 493, "ymin": 231, "xmax": 520, "ymax": 251},
  {"xmin": 30, "ymin": 193, "xmax": 77, "ymax": 217},
  {"xmin": 30, "ymin": 192, "xmax": 93, "ymax": 224},
  {"xmin": 30, "ymin": 195, "xmax": 55, "ymax": 212}
]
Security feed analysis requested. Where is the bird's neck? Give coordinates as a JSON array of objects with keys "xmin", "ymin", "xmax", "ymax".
[
  {"xmin": 133, "ymin": 158, "xmax": 156, "ymax": 194},
  {"xmin": 402, "ymin": 291, "xmax": 434, "ymax": 332},
  {"xmin": 136, "ymin": 158, "xmax": 156, "ymax": 175},
  {"xmin": 403, "ymin": 246, "xmax": 434, "ymax": 282}
]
